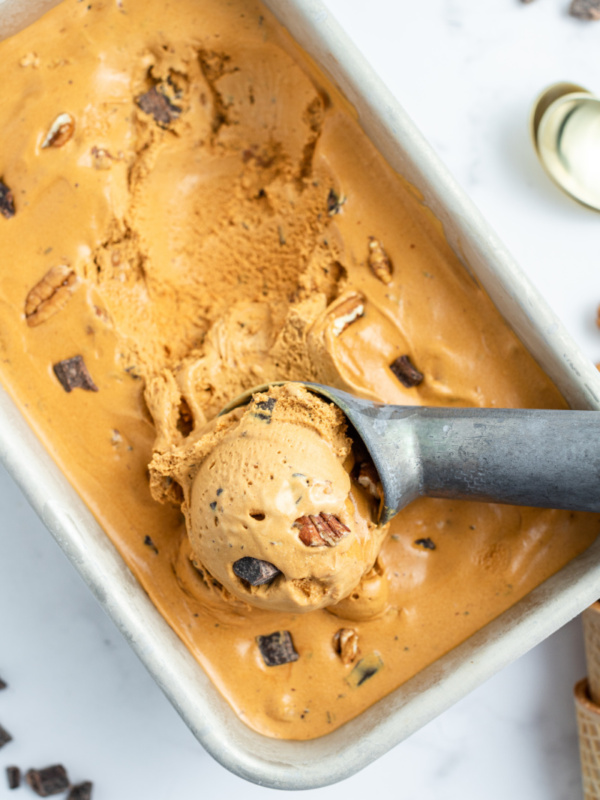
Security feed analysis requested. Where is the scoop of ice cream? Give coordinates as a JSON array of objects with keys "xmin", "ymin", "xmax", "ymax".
[{"xmin": 149, "ymin": 382, "xmax": 388, "ymax": 612}]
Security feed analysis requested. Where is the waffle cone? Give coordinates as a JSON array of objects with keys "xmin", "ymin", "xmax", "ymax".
[
  {"xmin": 575, "ymin": 678, "xmax": 600, "ymax": 799},
  {"xmin": 583, "ymin": 603, "xmax": 600, "ymax": 705}
]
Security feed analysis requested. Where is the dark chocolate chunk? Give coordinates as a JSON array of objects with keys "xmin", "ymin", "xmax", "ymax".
[
  {"xmin": 26, "ymin": 765, "xmax": 69, "ymax": 797},
  {"xmin": 0, "ymin": 676, "xmax": 6, "ymax": 690},
  {"xmin": 53, "ymin": 355, "xmax": 98, "ymax": 393},
  {"xmin": 136, "ymin": 86, "xmax": 181, "ymax": 127},
  {"xmin": 67, "ymin": 781, "xmax": 93, "ymax": 800},
  {"xmin": 327, "ymin": 188, "xmax": 345, "ymax": 216},
  {"xmin": 6, "ymin": 766, "xmax": 20, "ymax": 790},
  {"xmin": 233, "ymin": 557, "xmax": 281, "ymax": 586},
  {"xmin": 0, "ymin": 724, "xmax": 12, "ymax": 749},
  {"xmin": 415, "ymin": 537, "xmax": 436, "ymax": 550},
  {"xmin": 209, "ymin": 501, "xmax": 217, "ymax": 511},
  {"xmin": 0, "ymin": 179, "xmax": 15, "ymax": 219},
  {"xmin": 252, "ymin": 396, "xmax": 276, "ymax": 422},
  {"xmin": 570, "ymin": 0, "xmax": 600, "ymax": 18},
  {"xmin": 256, "ymin": 630, "xmax": 299, "ymax": 666},
  {"xmin": 390, "ymin": 355, "xmax": 424, "ymax": 388},
  {"xmin": 345, "ymin": 653, "xmax": 384, "ymax": 688}
]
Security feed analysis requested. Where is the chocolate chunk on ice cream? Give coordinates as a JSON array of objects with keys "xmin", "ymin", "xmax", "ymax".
[{"xmin": 149, "ymin": 383, "xmax": 388, "ymax": 612}]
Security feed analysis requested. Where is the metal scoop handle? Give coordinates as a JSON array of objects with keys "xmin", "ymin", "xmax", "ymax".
[
  {"xmin": 304, "ymin": 386, "xmax": 600, "ymax": 522},
  {"xmin": 221, "ymin": 383, "xmax": 600, "ymax": 522}
]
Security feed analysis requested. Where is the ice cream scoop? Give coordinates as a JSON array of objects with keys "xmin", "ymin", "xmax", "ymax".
[
  {"xmin": 223, "ymin": 382, "xmax": 600, "ymax": 523},
  {"xmin": 151, "ymin": 383, "xmax": 388, "ymax": 612},
  {"xmin": 531, "ymin": 82, "xmax": 600, "ymax": 211}
]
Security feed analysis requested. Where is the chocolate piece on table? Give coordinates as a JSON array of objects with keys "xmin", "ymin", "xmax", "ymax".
[
  {"xmin": 0, "ymin": 724, "xmax": 12, "ymax": 749},
  {"xmin": 67, "ymin": 781, "xmax": 93, "ymax": 800},
  {"xmin": 0, "ymin": 676, "xmax": 6, "ymax": 690},
  {"xmin": 570, "ymin": 0, "xmax": 600, "ymax": 19},
  {"xmin": 256, "ymin": 631, "xmax": 299, "ymax": 667},
  {"xmin": 6, "ymin": 766, "xmax": 20, "ymax": 790},
  {"xmin": 0, "ymin": 179, "xmax": 15, "ymax": 219},
  {"xmin": 390, "ymin": 354, "xmax": 424, "ymax": 388},
  {"xmin": 25, "ymin": 765, "xmax": 70, "ymax": 797},
  {"xmin": 53, "ymin": 356, "xmax": 98, "ymax": 393},
  {"xmin": 137, "ymin": 86, "xmax": 181, "ymax": 127},
  {"xmin": 233, "ymin": 557, "xmax": 281, "ymax": 586},
  {"xmin": 415, "ymin": 537, "xmax": 436, "ymax": 550}
]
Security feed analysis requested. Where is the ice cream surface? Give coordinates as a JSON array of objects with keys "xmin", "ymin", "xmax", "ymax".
[
  {"xmin": 0, "ymin": 0, "xmax": 599, "ymax": 740},
  {"xmin": 150, "ymin": 383, "xmax": 386, "ymax": 612}
]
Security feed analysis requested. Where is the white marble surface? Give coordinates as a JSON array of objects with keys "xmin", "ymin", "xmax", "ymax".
[{"xmin": 1, "ymin": 1, "xmax": 599, "ymax": 797}]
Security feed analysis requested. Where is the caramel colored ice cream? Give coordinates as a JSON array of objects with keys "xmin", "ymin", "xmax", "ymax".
[
  {"xmin": 149, "ymin": 382, "xmax": 386, "ymax": 612},
  {"xmin": 0, "ymin": 0, "xmax": 599, "ymax": 740}
]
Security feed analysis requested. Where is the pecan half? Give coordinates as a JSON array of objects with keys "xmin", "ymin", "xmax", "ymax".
[
  {"xmin": 294, "ymin": 512, "xmax": 350, "ymax": 547},
  {"xmin": 368, "ymin": 237, "xmax": 393, "ymax": 285},
  {"xmin": 25, "ymin": 265, "xmax": 77, "ymax": 327},
  {"xmin": 42, "ymin": 113, "xmax": 75, "ymax": 148},
  {"xmin": 356, "ymin": 461, "xmax": 382, "ymax": 501},
  {"xmin": 390, "ymin": 355, "xmax": 423, "ymax": 388},
  {"xmin": 331, "ymin": 293, "xmax": 365, "ymax": 337},
  {"xmin": 0, "ymin": 180, "xmax": 15, "ymax": 219},
  {"xmin": 570, "ymin": 0, "xmax": 600, "ymax": 19},
  {"xmin": 333, "ymin": 627, "xmax": 360, "ymax": 665}
]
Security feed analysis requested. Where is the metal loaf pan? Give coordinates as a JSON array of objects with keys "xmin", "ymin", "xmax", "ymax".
[{"xmin": 2, "ymin": 0, "xmax": 600, "ymax": 790}]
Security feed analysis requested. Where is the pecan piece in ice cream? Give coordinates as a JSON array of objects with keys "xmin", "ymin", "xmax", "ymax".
[
  {"xmin": 330, "ymin": 293, "xmax": 365, "ymax": 337},
  {"xmin": 368, "ymin": 236, "xmax": 393, "ymax": 285},
  {"xmin": 294, "ymin": 512, "xmax": 349, "ymax": 547},
  {"xmin": 137, "ymin": 86, "xmax": 181, "ymax": 127},
  {"xmin": 25, "ymin": 265, "xmax": 77, "ymax": 327},
  {"xmin": 333, "ymin": 627, "xmax": 360, "ymax": 665},
  {"xmin": 41, "ymin": 113, "xmax": 74, "ymax": 148}
]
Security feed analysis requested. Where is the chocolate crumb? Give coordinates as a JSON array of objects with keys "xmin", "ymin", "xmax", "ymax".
[
  {"xmin": 67, "ymin": 781, "xmax": 93, "ymax": 800},
  {"xmin": 327, "ymin": 188, "xmax": 345, "ymax": 216},
  {"xmin": 233, "ymin": 556, "xmax": 281, "ymax": 586},
  {"xmin": 252, "ymin": 396, "xmax": 276, "ymax": 422},
  {"xmin": 256, "ymin": 630, "xmax": 299, "ymax": 666},
  {"xmin": 176, "ymin": 398, "xmax": 194, "ymax": 436},
  {"xmin": 0, "ymin": 724, "xmax": 12, "ymax": 749},
  {"xmin": 415, "ymin": 537, "xmax": 436, "ymax": 550},
  {"xmin": 570, "ymin": 0, "xmax": 600, "ymax": 18},
  {"xmin": 26, "ymin": 765, "xmax": 70, "ymax": 796},
  {"xmin": 137, "ymin": 86, "xmax": 181, "ymax": 127},
  {"xmin": 6, "ymin": 766, "xmax": 20, "ymax": 789},
  {"xmin": 143, "ymin": 535, "xmax": 158, "ymax": 554},
  {"xmin": 390, "ymin": 355, "xmax": 424, "ymax": 388},
  {"xmin": 0, "ymin": 179, "xmax": 15, "ymax": 219},
  {"xmin": 53, "ymin": 355, "xmax": 98, "ymax": 393}
]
